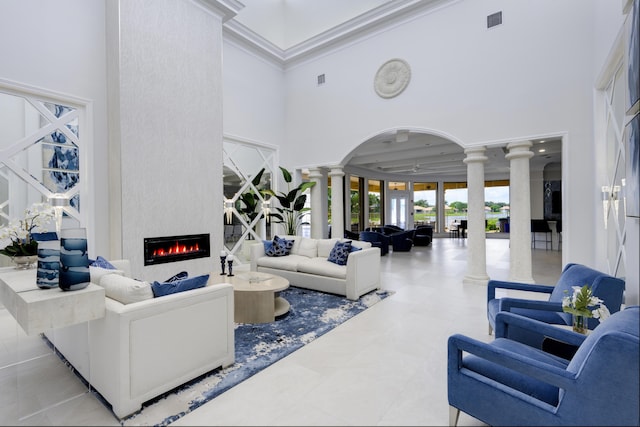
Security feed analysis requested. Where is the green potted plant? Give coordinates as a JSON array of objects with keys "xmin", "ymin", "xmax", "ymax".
[
  {"xmin": 261, "ymin": 166, "xmax": 316, "ymax": 235},
  {"xmin": 237, "ymin": 168, "xmax": 266, "ymax": 240},
  {"xmin": 237, "ymin": 168, "xmax": 265, "ymax": 224}
]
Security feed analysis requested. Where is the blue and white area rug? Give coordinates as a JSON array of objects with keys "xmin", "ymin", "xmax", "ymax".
[{"xmin": 119, "ymin": 286, "xmax": 393, "ymax": 426}]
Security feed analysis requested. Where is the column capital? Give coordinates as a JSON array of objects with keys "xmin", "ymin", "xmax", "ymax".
[
  {"xmin": 505, "ymin": 141, "xmax": 534, "ymax": 160},
  {"xmin": 463, "ymin": 146, "xmax": 488, "ymax": 164},
  {"xmin": 328, "ymin": 166, "xmax": 345, "ymax": 177},
  {"xmin": 308, "ymin": 167, "xmax": 323, "ymax": 179}
]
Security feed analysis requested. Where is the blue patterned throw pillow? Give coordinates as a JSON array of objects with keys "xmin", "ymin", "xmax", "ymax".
[
  {"xmin": 151, "ymin": 274, "xmax": 209, "ymax": 297},
  {"xmin": 165, "ymin": 271, "xmax": 188, "ymax": 282},
  {"xmin": 90, "ymin": 256, "xmax": 117, "ymax": 270},
  {"xmin": 265, "ymin": 236, "xmax": 295, "ymax": 257},
  {"xmin": 328, "ymin": 240, "xmax": 352, "ymax": 265}
]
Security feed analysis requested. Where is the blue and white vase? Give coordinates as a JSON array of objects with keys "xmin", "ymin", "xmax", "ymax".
[
  {"xmin": 59, "ymin": 228, "xmax": 90, "ymax": 291},
  {"xmin": 36, "ymin": 240, "xmax": 60, "ymax": 289}
]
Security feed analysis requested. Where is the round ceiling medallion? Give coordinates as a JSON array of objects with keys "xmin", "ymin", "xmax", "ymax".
[{"xmin": 374, "ymin": 58, "xmax": 411, "ymax": 99}]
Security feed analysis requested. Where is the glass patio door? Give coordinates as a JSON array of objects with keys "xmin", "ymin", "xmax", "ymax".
[{"xmin": 389, "ymin": 191, "xmax": 410, "ymax": 229}]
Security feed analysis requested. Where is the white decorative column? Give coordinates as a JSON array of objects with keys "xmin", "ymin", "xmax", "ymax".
[
  {"xmin": 463, "ymin": 147, "xmax": 490, "ymax": 285},
  {"xmin": 308, "ymin": 167, "xmax": 324, "ymax": 239},
  {"xmin": 329, "ymin": 167, "xmax": 345, "ymax": 238},
  {"xmin": 506, "ymin": 141, "xmax": 535, "ymax": 283},
  {"xmin": 437, "ymin": 180, "xmax": 446, "ymax": 233}
]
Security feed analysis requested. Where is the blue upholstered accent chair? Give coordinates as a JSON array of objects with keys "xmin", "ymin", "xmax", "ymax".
[
  {"xmin": 343, "ymin": 229, "xmax": 360, "ymax": 240},
  {"xmin": 381, "ymin": 224, "xmax": 404, "ymax": 235},
  {"xmin": 487, "ymin": 263, "xmax": 625, "ymax": 348},
  {"xmin": 390, "ymin": 229, "xmax": 415, "ymax": 251},
  {"xmin": 359, "ymin": 231, "xmax": 390, "ymax": 256},
  {"xmin": 413, "ymin": 225, "xmax": 433, "ymax": 246},
  {"xmin": 448, "ymin": 306, "xmax": 640, "ymax": 426}
]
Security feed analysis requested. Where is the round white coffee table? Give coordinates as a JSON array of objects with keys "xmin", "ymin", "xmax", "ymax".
[{"xmin": 218, "ymin": 272, "xmax": 290, "ymax": 324}]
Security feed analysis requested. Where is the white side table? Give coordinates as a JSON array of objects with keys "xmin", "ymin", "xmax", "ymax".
[{"xmin": 0, "ymin": 267, "xmax": 105, "ymax": 335}]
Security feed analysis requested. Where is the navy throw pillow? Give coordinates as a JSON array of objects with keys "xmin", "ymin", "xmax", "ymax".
[
  {"xmin": 328, "ymin": 240, "xmax": 352, "ymax": 265},
  {"xmin": 265, "ymin": 236, "xmax": 295, "ymax": 257},
  {"xmin": 165, "ymin": 271, "xmax": 188, "ymax": 282},
  {"xmin": 90, "ymin": 256, "xmax": 117, "ymax": 270},
  {"xmin": 151, "ymin": 274, "xmax": 210, "ymax": 297},
  {"xmin": 31, "ymin": 231, "xmax": 59, "ymax": 241}
]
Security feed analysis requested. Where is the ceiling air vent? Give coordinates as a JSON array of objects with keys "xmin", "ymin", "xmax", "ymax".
[
  {"xmin": 487, "ymin": 11, "xmax": 502, "ymax": 29},
  {"xmin": 317, "ymin": 74, "xmax": 326, "ymax": 86}
]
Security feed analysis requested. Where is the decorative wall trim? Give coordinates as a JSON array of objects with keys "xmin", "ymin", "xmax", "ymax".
[{"xmin": 374, "ymin": 58, "xmax": 411, "ymax": 99}]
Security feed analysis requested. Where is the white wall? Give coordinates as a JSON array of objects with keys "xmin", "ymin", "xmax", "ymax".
[
  {"xmin": 0, "ymin": 0, "xmax": 109, "ymax": 257},
  {"xmin": 222, "ymin": 39, "xmax": 286, "ymax": 146},
  {"xmin": 278, "ymin": 0, "xmax": 598, "ymax": 265}
]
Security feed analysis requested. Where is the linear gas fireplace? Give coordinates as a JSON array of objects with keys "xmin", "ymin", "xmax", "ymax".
[{"xmin": 144, "ymin": 233, "xmax": 210, "ymax": 266}]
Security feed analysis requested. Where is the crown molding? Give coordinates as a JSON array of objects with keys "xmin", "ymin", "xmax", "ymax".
[
  {"xmin": 193, "ymin": 0, "xmax": 244, "ymax": 22},
  {"xmin": 223, "ymin": 0, "xmax": 456, "ymax": 69}
]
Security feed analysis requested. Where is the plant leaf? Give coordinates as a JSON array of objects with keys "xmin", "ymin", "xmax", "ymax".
[{"xmin": 280, "ymin": 166, "xmax": 292, "ymax": 183}]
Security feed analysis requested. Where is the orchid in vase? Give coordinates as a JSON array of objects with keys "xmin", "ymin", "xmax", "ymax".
[
  {"xmin": 562, "ymin": 284, "xmax": 610, "ymax": 333},
  {"xmin": 0, "ymin": 202, "xmax": 56, "ymax": 258}
]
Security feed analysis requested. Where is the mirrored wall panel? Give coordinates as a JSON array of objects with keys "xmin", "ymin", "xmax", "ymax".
[
  {"xmin": 223, "ymin": 138, "xmax": 275, "ymax": 261},
  {"xmin": 0, "ymin": 84, "xmax": 85, "ymax": 266}
]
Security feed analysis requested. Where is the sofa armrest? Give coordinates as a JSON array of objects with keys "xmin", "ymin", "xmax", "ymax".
[
  {"xmin": 108, "ymin": 259, "xmax": 132, "ymax": 277},
  {"xmin": 487, "ymin": 279, "xmax": 555, "ymax": 302},
  {"xmin": 345, "ymin": 247, "xmax": 381, "ymax": 300},
  {"xmin": 250, "ymin": 242, "xmax": 266, "ymax": 271},
  {"xmin": 494, "ymin": 311, "xmax": 587, "ymax": 348},
  {"xmin": 89, "ymin": 283, "xmax": 235, "ymax": 418}
]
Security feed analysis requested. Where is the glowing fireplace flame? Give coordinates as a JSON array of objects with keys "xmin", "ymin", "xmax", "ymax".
[{"xmin": 153, "ymin": 241, "xmax": 201, "ymax": 257}]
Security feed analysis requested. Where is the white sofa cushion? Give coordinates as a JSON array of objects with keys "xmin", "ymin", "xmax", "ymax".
[
  {"xmin": 351, "ymin": 240, "xmax": 372, "ymax": 249},
  {"xmin": 257, "ymin": 254, "xmax": 308, "ymax": 271},
  {"xmin": 317, "ymin": 238, "xmax": 339, "ymax": 257},
  {"xmin": 90, "ymin": 266, "xmax": 125, "ymax": 284},
  {"xmin": 297, "ymin": 257, "xmax": 347, "ymax": 279},
  {"xmin": 295, "ymin": 237, "xmax": 318, "ymax": 258},
  {"xmin": 100, "ymin": 274, "xmax": 154, "ymax": 304}
]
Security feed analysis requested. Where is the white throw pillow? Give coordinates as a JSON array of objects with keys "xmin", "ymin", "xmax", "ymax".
[
  {"xmin": 317, "ymin": 238, "xmax": 339, "ymax": 258},
  {"xmin": 99, "ymin": 274, "xmax": 154, "ymax": 304},
  {"xmin": 297, "ymin": 237, "xmax": 318, "ymax": 258},
  {"xmin": 90, "ymin": 266, "xmax": 125, "ymax": 284}
]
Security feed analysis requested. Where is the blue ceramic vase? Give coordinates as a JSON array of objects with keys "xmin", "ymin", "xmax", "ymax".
[
  {"xmin": 59, "ymin": 228, "xmax": 90, "ymax": 291},
  {"xmin": 36, "ymin": 240, "xmax": 60, "ymax": 289}
]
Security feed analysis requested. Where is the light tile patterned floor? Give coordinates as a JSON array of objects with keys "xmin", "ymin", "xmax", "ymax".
[{"xmin": 0, "ymin": 237, "xmax": 562, "ymax": 426}]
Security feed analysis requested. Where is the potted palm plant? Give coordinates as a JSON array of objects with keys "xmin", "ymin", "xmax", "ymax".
[
  {"xmin": 261, "ymin": 166, "xmax": 316, "ymax": 235},
  {"xmin": 237, "ymin": 168, "xmax": 266, "ymax": 232}
]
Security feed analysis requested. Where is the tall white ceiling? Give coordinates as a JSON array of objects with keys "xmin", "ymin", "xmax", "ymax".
[
  {"xmin": 229, "ymin": 0, "xmax": 563, "ymax": 180},
  {"xmin": 234, "ymin": 0, "xmax": 391, "ymax": 49}
]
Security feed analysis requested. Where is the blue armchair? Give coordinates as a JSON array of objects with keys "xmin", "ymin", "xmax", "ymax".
[
  {"xmin": 390, "ymin": 229, "xmax": 415, "ymax": 252},
  {"xmin": 413, "ymin": 225, "xmax": 433, "ymax": 246},
  {"xmin": 381, "ymin": 224, "xmax": 404, "ymax": 235},
  {"xmin": 487, "ymin": 263, "xmax": 625, "ymax": 347},
  {"xmin": 448, "ymin": 306, "xmax": 639, "ymax": 426},
  {"xmin": 359, "ymin": 231, "xmax": 390, "ymax": 256}
]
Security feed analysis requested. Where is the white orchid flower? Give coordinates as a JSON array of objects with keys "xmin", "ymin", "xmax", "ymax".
[{"xmin": 593, "ymin": 304, "xmax": 611, "ymax": 321}]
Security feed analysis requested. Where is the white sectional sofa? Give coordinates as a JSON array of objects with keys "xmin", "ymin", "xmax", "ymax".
[
  {"xmin": 250, "ymin": 236, "xmax": 381, "ymax": 300},
  {"xmin": 45, "ymin": 260, "xmax": 235, "ymax": 419}
]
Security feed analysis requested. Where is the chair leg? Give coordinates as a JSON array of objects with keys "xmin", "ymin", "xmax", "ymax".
[
  {"xmin": 488, "ymin": 324, "xmax": 493, "ymax": 335},
  {"xmin": 449, "ymin": 406, "xmax": 460, "ymax": 427}
]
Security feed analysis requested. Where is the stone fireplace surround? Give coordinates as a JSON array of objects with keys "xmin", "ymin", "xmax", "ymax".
[{"xmin": 106, "ymin": 0, "xmax": 238, "ymax": 282}]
